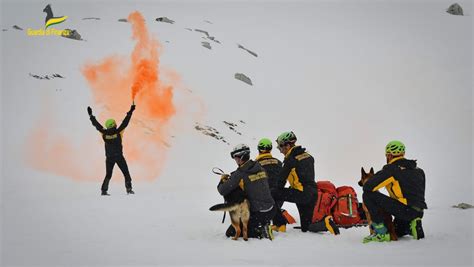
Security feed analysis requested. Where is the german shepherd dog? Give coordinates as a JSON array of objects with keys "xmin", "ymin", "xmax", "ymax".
[
  {"xmin": 210, "ymin": 175, "xmax": 250, "ymax": 241},
  {"xmin": 358, "ymin": 167, "xmax": 398, "ymax": 241}
]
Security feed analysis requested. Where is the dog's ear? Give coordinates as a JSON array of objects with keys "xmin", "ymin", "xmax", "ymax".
[
  {"xmin": 361, "ymin": 167, "xmax": 366, "ymax": 176},
  {"xmin": 369, "ymin": 167, "xmax": 374, "ymax": 175}
]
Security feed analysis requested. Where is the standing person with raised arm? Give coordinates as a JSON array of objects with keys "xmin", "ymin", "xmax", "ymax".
[{"xmin": 87, "ymin": 103, "xmax": 136, "ymax": 196}]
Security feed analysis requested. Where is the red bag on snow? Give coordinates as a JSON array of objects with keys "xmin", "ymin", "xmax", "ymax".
[
  {"xmin": 332, "ymin": 186, "xmax": 361, "ymax": 226},
  {"xmin": 312, "ymin": 181, "xmax": 337, "ymax": 223}
]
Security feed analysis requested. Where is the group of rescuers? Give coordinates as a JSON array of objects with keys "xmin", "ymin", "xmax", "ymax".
[
  {"xmin": 87, "ymin": 103, "xmax": 427, "ymax": 243},
  {"xmin": 217, "ymin": 132, "xmax": 427, "ymax": 243}
]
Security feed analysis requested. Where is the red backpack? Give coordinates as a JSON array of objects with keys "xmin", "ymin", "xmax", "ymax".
[
  {"xmin": 332, "ymin": 186, "xmax": 361, "ymax": 226},
  {"xmin": 312, "ymin": 181, "xmax": 337, "ymax": 223}
]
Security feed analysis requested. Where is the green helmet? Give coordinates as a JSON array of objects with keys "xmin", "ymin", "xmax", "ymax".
[
  {"xmin": 385, "ymin": 140, "xmax": 405, "ymax": 155},
  {"xmin": 258, "ymin": 138, "xmax": 273, "ymax": 151},
  {"xmin": 105, "ymin": 118, "xmax": 116, "ymax": 129},
  {"xmin": 276, "ymin": 131, "xmax": 297, "ymax": 146}
]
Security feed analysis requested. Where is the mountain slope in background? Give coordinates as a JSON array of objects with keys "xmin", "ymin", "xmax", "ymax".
[{"xmin": 1, "ymin": 1, "xmax": 472, "ymax": 266}]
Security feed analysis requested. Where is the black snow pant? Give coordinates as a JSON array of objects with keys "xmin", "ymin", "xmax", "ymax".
[
  {"xmin": 101, "ymin": 155, "xmax": 133, "ymax": 192},
  {"xmin": 271, "ymin": 188, "xmax": 317, "ymax": 232},
  {"xmin": 363, "ymin": 191, "xmax": 423, "ymax": 235},
  {"xmin": 225, "ymin": 206, "xmax": 276, "ymax": 238}
]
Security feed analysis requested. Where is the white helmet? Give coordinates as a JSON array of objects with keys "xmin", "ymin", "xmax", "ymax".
[{"xmin": 230, "ymin": 143, "xmax": 250, "ymax": 159}]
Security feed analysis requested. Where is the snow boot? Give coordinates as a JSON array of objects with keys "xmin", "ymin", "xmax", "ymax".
[
  {"xmin": 308, "ymin": 216, "xmax": 340, "ymax": 235},
  {"xmin": 271, "ymin": 224, "xmax": 286, "ymax": 232},
  {"xmin": 258, "ymin": 224, "xmax": 274, "ymax": 241},
  {"xmin": 363, "ymin": 223, "xmax": 390, "ymax": 243},
  {"xmin": 101, "ymin": 191, "xmax": 110, "ymax": 196},
  {"xmin": 410, "ymin": 217, "xmax": 424, "ymax": 240},
  {"xmin": 127, "ymin": 188, "xmax": 135, "ymax": 195}
]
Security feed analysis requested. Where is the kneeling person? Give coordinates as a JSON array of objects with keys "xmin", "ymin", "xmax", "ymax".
[
  {"xmin": 362, "ymin": 140, "xmax": 427, "ymax": 243},
  {"xmin": 218, "ymin": 144, "xmax": 276, "ymax": 240},
  {"xmin": 271, "ymin": 131, "xmax": 319, "ymax": 232},
  {"xmin": 256, "ymin": 138, "xmax": 296, "ymax": 232}
]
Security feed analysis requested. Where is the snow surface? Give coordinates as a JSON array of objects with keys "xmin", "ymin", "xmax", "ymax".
[{"xmin": 1, "ymin": 1, "xmax": 473, "ymax": 266}]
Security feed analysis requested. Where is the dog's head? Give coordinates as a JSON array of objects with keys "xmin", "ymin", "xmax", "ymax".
[{"xmin": 358, "ymin": 167, "xmax": 375, "ymax": 187}]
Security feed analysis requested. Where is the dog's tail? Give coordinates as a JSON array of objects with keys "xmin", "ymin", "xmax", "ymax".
[{"xmin": 209, "ymin": 202, "xmax": 241, "ymax": 212}]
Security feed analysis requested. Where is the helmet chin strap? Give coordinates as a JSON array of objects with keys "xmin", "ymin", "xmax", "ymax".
[{"xmin": 236, "ymin": 155, "xmax": 248, "ymax": 166}]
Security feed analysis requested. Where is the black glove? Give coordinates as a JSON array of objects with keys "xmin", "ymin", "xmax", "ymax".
[
  {"xmin": 130, "ymin": 104, "xmax": 136, "ymax": 112},
  {"xmin": 87, "ymin": 106, "xmax": 92, "ymax": 116}
]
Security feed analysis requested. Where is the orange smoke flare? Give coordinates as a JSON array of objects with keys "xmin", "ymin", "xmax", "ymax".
[
  {"xmin": 24, "ymin": 11, "xmax": 198, "ymax": 182},
  {"xmin": 81, "ymin": 11, "xmax": 176, "ymax": 180}
]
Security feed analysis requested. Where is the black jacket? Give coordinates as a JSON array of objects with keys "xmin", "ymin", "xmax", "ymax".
[
  {"xmin": 278, "ymin": 146, "xmax": 316, "ymax": 194},
  {"xmin": 217, "ymin": 160, "xmax": 275, "ymax": 212},
  {"xmin": 90, "ymin": 109, "xmax": 133, "ymax": 158},
  {"xmin": 256, "ymin": 153, "xmax": 283, "ymax": 190},
  {"xmin": 363, "ymin": 157, "xmax": 427, "ymax": 210}
]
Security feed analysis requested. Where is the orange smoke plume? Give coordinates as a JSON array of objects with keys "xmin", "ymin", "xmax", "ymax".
[
  {"xmin": 25, "ymin": 11, "xmax": 198, "ymax": 182},
  {"xmin": 81, "ymin": 11, "xmax": 176, "ymax": 180},
  {"xmin": 25, "ymin": 94, "xmax": 104, "ymax": 182}
]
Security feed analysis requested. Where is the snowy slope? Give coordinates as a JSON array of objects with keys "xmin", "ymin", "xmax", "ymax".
[{"xmin": 1, "ymin": 1, "xmax": 473, "ymax": 266}]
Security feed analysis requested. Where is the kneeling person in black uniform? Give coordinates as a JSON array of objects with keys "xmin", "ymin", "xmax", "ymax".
[
  {"xmin": 218, "ymin": 144, "xmax": 276, "ymax": 240},
  {"xmin": 255, "ymin": 138, "xmax": 283, "ymax": 191},
  {"xmin": 271, "ymin": 131, "xmax": 339, "ymax": 234},
  {"xmin": 272, "ymin": 132, "xmax": 315, "ymax": 232},
  {"xmin": 362, "ymin": 140, "xmax": 427, "ymax": 243},
  {"xmin": 255, "ymin": 138, "xmax": 293, "ymax": 232}
]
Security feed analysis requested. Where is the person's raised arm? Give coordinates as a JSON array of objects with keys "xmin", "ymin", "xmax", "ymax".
[
  {"xmin": 87, "ymin": 106, "xmax": 105, "ymax": 133},
  {"xmin": 117, "ymin": 104, "xmax": 135, "ymax": 132}
]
